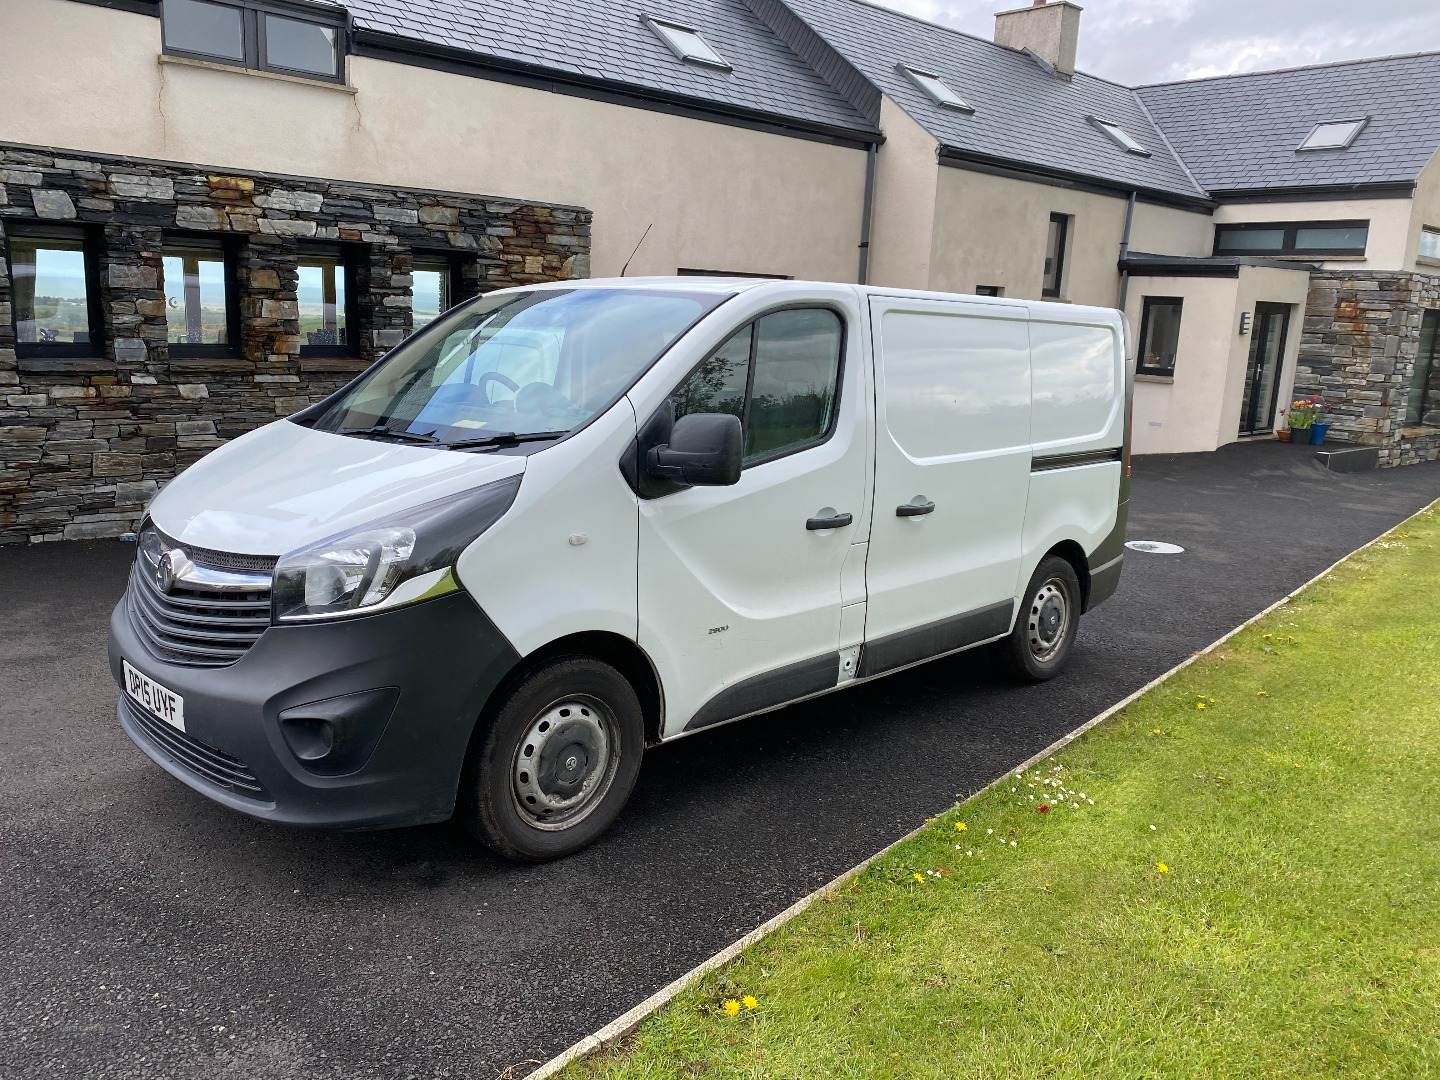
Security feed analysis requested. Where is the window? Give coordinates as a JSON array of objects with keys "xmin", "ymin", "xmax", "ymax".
[
  {"xmin": 1137, "ymin": 297, "xmax": 1183, "ymax": 376},
  {"xmin": 642, "ymin": 17, "xmax": 730, "ymax": 70},
  {"xmin": 1406, "ymin": 310, "xmax": 1439, "ymax": 426},
  {"xmin": 1088, "ymin": 116, "xmax": 1151, "ymax": 157},
  {"xmin": 672, "ymin": 308, "xmax": 844, "ymax": 465},
  {"xmin": 411, "ymin": 256, "xmax": 454, "ymax": 332},
  {"xmin": 898, "ymin": 65, "xmax": 973, "ymax": 112},
  {"xmin": 1420, "ymin": 227, "xmax": 1440, "ymax": 263},
  {"xmin": 162, "ymin": 242, "xmax": 236, "ymax": 356},
  {"xmin": 1214, "ymin": 220, "xmax": 1369, "ymax": 257},
  {"xmin": 1297, "ymin": 118, "xmax": 1367, "ymax": 152},
  {"xmin": 162, "ymin": 0, "xmax": 345, "ymax": 83},
  {"xmin": 974, "ymin": 285, "xmax": 1004, "ymax": 297},
  {"xmin": 297, "ymin": 252, "xmax": 353, "ymax": 355},
  {"xmin": 7, "ymin": 225, "xmax": 102, "ymax": 358},
  {"xmin": 1043, "ymin": 213, "xmax": 1070, "ymax": 299}
]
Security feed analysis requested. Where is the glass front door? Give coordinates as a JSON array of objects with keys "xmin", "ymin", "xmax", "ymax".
[{"xmin": 1240, "ymin": 302, "xmax": 1291, "ymax": 436}]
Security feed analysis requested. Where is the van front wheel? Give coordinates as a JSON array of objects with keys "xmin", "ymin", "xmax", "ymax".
[
  {"xmin": 462, "ymin": 656, "xmax": 644, "ymax": 862},
  {"xmin": 1003, "ymin": 556, "xmax": 1082, "ymax": 682}
]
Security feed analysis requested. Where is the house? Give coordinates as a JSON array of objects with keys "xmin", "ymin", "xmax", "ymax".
[{"xmin": 1, "ymin": 0, "xmax": 1438, "ymax": 543}]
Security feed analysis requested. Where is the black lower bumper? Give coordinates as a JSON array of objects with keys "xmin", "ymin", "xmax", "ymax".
[{"xmin": 109, "ymin": 588, "xmax": 519, "ymax": 829}]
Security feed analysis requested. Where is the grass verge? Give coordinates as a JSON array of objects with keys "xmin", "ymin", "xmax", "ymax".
[{"xmin": 567, "ymin": 504, "xmax": 1440, "ymax": 1080}]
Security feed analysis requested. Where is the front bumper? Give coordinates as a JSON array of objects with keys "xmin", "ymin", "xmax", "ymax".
[{"xmin": 109, "ymin": 587, "xmax": 520, "ymax": 829}]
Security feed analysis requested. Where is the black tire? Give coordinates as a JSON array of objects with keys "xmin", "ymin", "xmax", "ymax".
[
  {"xmin": 1003, "ymin": 556, "xmax": 1083, "ymax": 682},
  {"xmin": 461, "ymin": 656, "xmax": 644, "ymax": 862}
]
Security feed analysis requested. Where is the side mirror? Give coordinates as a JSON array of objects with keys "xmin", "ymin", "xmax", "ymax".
[{"xmin": 646, "ymin": 413, "xmax": 742, "ymax": 487}]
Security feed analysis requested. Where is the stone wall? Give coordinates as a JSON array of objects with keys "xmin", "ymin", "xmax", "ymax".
[
  {"xmin": 1296, "ymin": 269, "xmax": 1440, "ymax": 467},
  {"xmin": 0, "ymin": 144, "xmax": 590, "ymax": 543}
]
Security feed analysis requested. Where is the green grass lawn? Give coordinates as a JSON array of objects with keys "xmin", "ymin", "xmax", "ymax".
[{"xmin": 569, "ymin": 504, "xmax": 1440, "ymax": 1080}]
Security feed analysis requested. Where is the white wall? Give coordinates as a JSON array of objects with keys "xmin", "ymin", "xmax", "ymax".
[
  {"xmin": 927, "ymin": 165, "xmax": 1212, "ymax": 304},
  {"xmin": 1126, "ymin": 265, "xmax": 1310, "ymax": 454},
  {"xmin": 0, "ymin": 0, "xmax": 870, "ymax": 281}
]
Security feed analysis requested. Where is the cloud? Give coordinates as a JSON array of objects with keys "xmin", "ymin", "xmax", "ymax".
[{"xmin": 868, "ymin": 0, "xmax": 1440, "ymax": 84}]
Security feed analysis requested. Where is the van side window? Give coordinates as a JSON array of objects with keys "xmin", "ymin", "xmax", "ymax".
[{"xmin": 671, "ymin": 308, "xmax": 843, "ymax": 465}]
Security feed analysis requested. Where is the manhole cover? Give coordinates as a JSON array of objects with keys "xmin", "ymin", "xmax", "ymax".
[{"xmin": 1126, "ymin": 540, "xmax": 1185, "ymax": 555}]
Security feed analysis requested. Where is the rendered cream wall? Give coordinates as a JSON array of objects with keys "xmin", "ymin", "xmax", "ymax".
[
  {"xmin": 1126, "ymin": 266, "xmax": 1309, "ymax": 454},
  {"xmin": 0, "ymin": 0, "xmax": 869, "ymax": 281},
  {"xmin": 1406, "ymin": 155, "xmax": 1440, "ymax": 270},
  {"xmin": 928, "ymin": 166, "xmax": 1212, "ymax": 304},
  {"xmin": 866, "ymin": 98, "xmax": 940, "ymax": 291},
  {"xmin": 1212, "ymin": 197, "xmax": 1414, "ymax": 270}
]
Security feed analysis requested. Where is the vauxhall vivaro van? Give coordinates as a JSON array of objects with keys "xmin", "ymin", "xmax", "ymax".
[{"xmin": 109, "ymin": 278, "xmax": 1130, "ymax": 861}]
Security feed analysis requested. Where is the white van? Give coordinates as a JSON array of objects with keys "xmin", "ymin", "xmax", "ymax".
[{"xmin": 109, "ymin": 278, "xmax": 1130, "ymax": 860}]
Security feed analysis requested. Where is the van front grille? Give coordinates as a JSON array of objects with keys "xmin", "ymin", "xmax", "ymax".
[
  {"xmin": 124, "ymin": 696, "xmax": 267, "ymax": 797},
  {"xmin": 127, "ymin": 563, "xmax": 272, "ymax": 667}
]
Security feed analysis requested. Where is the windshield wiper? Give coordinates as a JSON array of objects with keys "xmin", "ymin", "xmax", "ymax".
[
  {"xmin": 337, "ymin": 423, "xmax": 441, "ymax": 445},
  {"xmin": 445, "ymin": 430, "xmax": 569, "ymax": 450}
]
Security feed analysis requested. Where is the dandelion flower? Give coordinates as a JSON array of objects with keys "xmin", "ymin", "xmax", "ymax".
[
  {"xmin": 954, "ymin": 821, "xmax": 968, "ymax": 833},
  {"xmin": 722, "ymin": 999, "xmax": 741, "ymax": 1017},
  {"xmin": 912, "ymin": 872, "xmax": 926, "ymax": 885},
  {"xmin": 1157, "ymin": 862, "xmax": 1170, "ymax": 874},
  {"xmin": 1256, "ymin": 690, "xmax": 1269, "ymax": 698},
  {"xmin": 742, "ymin": 995, "xmax": 759, "ymax": 1011},
  {"xmin": 1196, "ymin": 702, "xmax": 1207, "ymax": 710}
]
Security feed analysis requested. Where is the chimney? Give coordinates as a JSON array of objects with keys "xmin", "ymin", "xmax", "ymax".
[{"xmin": 994, "ymin": 0, "xmax": 1082, "ymax": 78}]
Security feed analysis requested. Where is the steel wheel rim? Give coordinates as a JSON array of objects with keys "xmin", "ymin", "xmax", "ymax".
[
  {"xmin": 510, "ymin": 695, "xmax": 619, "ymax": 831},
  {"xmin": 1027, "ymin": 578, "xmax": 1071, "ymax": 663}
]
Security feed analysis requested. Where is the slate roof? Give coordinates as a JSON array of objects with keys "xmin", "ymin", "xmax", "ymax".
[
  {"xmin": 1137, "ymin": 52, "xmax": 1440, "ymax": 194},
  {"xmin": 773, "ymin": 0, "xmax": 1209, "ymax": 203},
  {"xmin": 341, "ymin": 0, "xmax": 879, "ymax": 139}
]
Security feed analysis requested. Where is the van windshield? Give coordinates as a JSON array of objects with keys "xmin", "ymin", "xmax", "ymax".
[{"xmin": 302, "ymin": 287, "xmax": 726, "ymax": 448}]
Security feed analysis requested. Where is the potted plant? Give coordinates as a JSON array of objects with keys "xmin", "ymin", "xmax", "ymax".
[
  {"xmin": 1288, "ymin": 397, "xmax": 1315, "ymax": 444},
  {"xmin": 1276, "ymin": 408, "xmax": 1291, "ymax": 442},
  {"xmin": 1308, "ymin": 399, "xmax": 1332, "ymax": 445}
]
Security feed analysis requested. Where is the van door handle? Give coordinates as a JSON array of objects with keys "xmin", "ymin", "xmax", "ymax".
[
  {"xmin": 806, "ymin": 510, "xmax": 853, "ymax": 531},
  {"xmin": 896, "ymin": 498, "xmax": 936, "ymax": 517}
]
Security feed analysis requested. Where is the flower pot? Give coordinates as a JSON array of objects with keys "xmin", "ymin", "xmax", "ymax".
[
  {"xmin": 1276, "ymin": 429, "xmax": 1291, "ymax": 443},
  {"xmin": 1290, "ymin": 427, "xmax": 1311, "ymax": 446},
  {"xmin": 1309, "ymin": 422, "xmax": 1330, "ymax": 446}
]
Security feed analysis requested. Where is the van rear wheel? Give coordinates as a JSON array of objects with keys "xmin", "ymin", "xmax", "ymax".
[
  {"xmin": 462, "ymin": 656, "xmax": 644, "ymax": 862},
  {"xmin": 1003, "ymin": 556, "xmax": 1082, "ymax": 682}
]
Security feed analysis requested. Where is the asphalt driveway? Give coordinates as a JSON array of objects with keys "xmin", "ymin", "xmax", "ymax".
[{"xmin": 2, "ymin": 441, "xmax": 1437, "ymax": 1080}]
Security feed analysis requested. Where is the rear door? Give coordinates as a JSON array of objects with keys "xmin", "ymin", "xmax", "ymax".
[{"xmin": 860, "ymin": 295, "xmax": 1032, "ymax": 677}]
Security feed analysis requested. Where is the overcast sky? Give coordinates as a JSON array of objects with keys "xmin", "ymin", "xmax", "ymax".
[{"xmin": 873, "ymin": 0, "xmax": 1440, "ymax": 84}]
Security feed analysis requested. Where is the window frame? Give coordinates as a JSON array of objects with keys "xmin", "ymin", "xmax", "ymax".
[
  {"xmin": 161, "ymin": 235, "xmax": 242, "ymax": 359},
  {"xmin": 160, "ymin": 0, "xmax": 347, "ymax": 85},
  {"xmin": 974, "ymin": 285, "xmax": 1004, "ymax": 297},
  {"xmin": 897, "ymin": 65, "xmax": 973, "ymax": 113},
  {"xmin": 1087, "ymin": 115, "xmax": 1151, "ymax": 157},
  {"xmin": 1406, "ymin": 309, "xmax": 1439, "ymax": 427},
  {"xmin": 1136, "ymin": 296, "xmax": 1184, "ymax": 378},
  {"xmin": 1042, "ymin": 213, "xmax": 1070, "ymax": 299},
  {"xmin": 1213, "ymin": 219, "xmax": 1370, "ymax": 258},
  {"xmin": 296, "ymin": 245, "xmax": 360, "ymax": 358},
  {"xmin": 409, "ymin": 250, "xmax": 466, "ymax": 334},
  {"xmin": 669, "ymin": 302, "xmax": 848, "ymax": 471},
  {"xmin": 5, "ymin": 222, "xmax": 106, "ymax": 360},
  {"xmin": 1419, "ymin": 226, "xmax": 1440, "ymax": 265},
  {"xmin": 641, "ymin": 16, "xmax": 732, "ymax": 72},
  {"xmin": 1296, "ymin": 117, "xmax": 1368, "ymax": 152}
]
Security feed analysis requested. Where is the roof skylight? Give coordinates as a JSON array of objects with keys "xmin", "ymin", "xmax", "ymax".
[
  {"xmin": 643, "ymin": 16, "xmax": 731, "ymax": 71},
  {"xmin": 1088, "ymin": 116, "xmax": 1151, "ymax": 157},
  {"xmin": 898, "ymin": 65, "xmax": 974, "ymax": 113},
  {"xmin": 1297, "ymin": 117, "xmax": 1368, "ymax": 151}
]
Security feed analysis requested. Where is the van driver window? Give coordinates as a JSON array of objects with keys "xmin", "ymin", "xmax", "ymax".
[{"xmin": 672, "ymin": 308, "xmax": 843, "ymax": 464}]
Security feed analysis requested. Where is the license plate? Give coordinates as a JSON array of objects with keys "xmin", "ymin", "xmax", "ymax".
[{"xmin": 123, "ymin": 659, "xmax": 186, "ymax": 733}]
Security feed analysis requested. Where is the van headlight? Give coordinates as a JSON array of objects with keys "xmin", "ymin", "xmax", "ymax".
[{"xmin": 271, "ymin": 475, "xmax": 520, "ymax": 623}]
